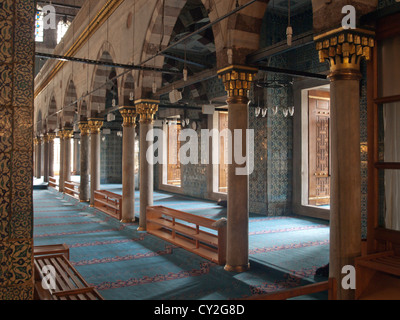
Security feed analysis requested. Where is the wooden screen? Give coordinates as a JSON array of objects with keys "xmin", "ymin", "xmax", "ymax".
[
  {"xmin": 308, "ymin": 90, "xmax": 331, "ymax": 206},
  {"xmin": 367, "ymin": 12, "xmax": 400, "ymax": 254},
  {"xmin": 167, "ymin": 124, "xmax": 181, "ymax": 186},
  {"xmin": 218, "ymin": 112, "xmax": 228, "ymax": 193}
]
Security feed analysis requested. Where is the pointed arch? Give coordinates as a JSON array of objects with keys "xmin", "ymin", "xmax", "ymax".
[
  {"xmin": 89, "ymin": 41, "xmax": 118, "ymax": 117},
  {"xmin": 47, "ymin": 94, "xmax": 58, "ymax": 132},
  {"xmin": 63, "ymin": 76, "xmax": 78, "ymax": 127}
]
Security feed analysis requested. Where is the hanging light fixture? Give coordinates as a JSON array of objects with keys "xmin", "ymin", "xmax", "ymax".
[
  {"xmin": 286, "ymin": 0, "xmax": 293, "ymax": 46},
  {"xmin": 183, "ymin": 41, "xmax": 188, "ymax": 82},
  {"xmin": 289, "ymin": 106, "xmax": 295, "ymax": 117}
]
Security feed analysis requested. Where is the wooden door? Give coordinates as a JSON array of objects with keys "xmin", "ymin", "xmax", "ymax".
[{"xmin": 308, "ymin": 90, "xmax": 331, "ymax": 206}]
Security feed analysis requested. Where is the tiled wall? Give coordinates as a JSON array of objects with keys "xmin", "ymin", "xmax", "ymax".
[{"xmin": 0, "ymin": 0, "xmax": 35, "ymax": 300}]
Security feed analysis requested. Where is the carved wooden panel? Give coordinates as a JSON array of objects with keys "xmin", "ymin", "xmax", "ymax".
[
  {"xmin": 218, "ymin": 112, "xmax": 228, "ymax": 193},
  {"xmin": 309, "ymin": 90, "xmax": 331, "ymax": 206}
]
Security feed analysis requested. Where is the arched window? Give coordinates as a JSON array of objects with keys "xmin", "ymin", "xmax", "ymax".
[
  {"xmin": 35, "ymin": 8, "xmax": 44, "ymax": 42},
  {"xmin": 57, "ymin": 20, "xmax": 70, "ymax": 44}
]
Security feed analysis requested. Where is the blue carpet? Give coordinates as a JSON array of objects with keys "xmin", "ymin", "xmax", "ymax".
[{"xmin": 33, "ymin": 188, "xmax": 330, "ymax": 300}]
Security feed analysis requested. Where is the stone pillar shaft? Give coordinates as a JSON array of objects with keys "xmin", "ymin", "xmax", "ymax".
[
  {"xmin": 89, "ymin": 120, "xmax": 103, "ymax": 206},
  {"xmin": 315, "ymin": 30, "xmax": 375, "ymax": 300},
  {"xmin": 36, "ymin": 137, "xmax": 42, "ymax": 179},
  {"xmin": 79, "ymin": 123, "xmax": 90, "ymax": 202},
  {"xmin": 63, "ymin": 129, "xmax": 73, "ymax": 186},
  {"xmin": 136, "ymin": 101, "xmax": 158, "ymax": 231},
  {"xmin": 43, "ymin": 135, "xmax": 49, "ymax": 183},
  {"xmin": 218, "ymin": 66, "xmax": 256, "ymax": 273},
  {"xmin": 58, "ymin": 131, "xmax": 65, "ymax": 192},
  {"xmin": 120, "ymin": 108, "xmax": 137, "ymax": 223},
  {"xmin": 48, "ymin": 133, "xmax": 56, "ymax": 177}
]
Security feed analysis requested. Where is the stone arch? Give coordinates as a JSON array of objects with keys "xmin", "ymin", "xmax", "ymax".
[
  {"xmin": 36, "ymin": 109, "xmax": 43, "ymax": 136},
  {"xmin": 89, "ymin": 42, "xmax": 118, "ymax": 117},
  {"xmin": 311, "ymin": 0, "xmax": 378, "ymax": 33},
  {"xmin": 62, "ymin": 76, "xmax": 78, "ymax": 127},
  {"xmin": 47, "ymin": 94, "xmax": 58, "ymax": 132},
  {"xmin": 121, "ymin": 72, "xmax": 135, "ymax": 106},
  {"xmin": 137, "ymin": 0, "xmax": 188, "ymax": 99},
  {"xmin": 78, "ymin": 99, "xmax": 88, "ymax": 122}
]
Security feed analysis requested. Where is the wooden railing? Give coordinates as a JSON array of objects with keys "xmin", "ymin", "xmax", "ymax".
[
  {"xmin": 146, "ymin": 206, "xmax": 227, "ymax": 265},
  {"xmin": 64, "ymin": 181, "xmax": 80, "ymax": 200},
  {"xmin": 245, "ymin": 278, "xmax": 337, "ymax": 300},
  {"xmin": 48, "ymin": 176, "xmax": 58, "ymax": 189},
  {"xmin": 94, "ymin": 190, "xmax": 122, "ymax": 220}
]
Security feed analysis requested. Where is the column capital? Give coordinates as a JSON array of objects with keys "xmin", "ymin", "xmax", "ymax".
[
  {"xmin": 47, "ymin": 132, "xmax": 57, "ymax": 142},
  {"xmin": 57, "ymin": 130, "xmax": 64, "ymax": 140},
  {"xmin": 135, "ymin": 100, "xmax": 159, "ymax": 124},
  {"xmin": 217, "ymin": 65, "xmax": 257, "ymax": 104},
  {"xmin": 78, "ymin": 122, "xmax": 91, "ymax": 136},
  {"xmin": 62, "ymin": 127, "xmax": 74, "ymax": 139},
  {"xmin": 119, "ymin": 107, "xmax": 137, "ymax": 127},
  {"xmin": 88, "ymin": 119, "xmax": 104, "ymax": 134},
  {"xmin": 314, "ymin": 28, "xmax": 375, "ymax": 80}
]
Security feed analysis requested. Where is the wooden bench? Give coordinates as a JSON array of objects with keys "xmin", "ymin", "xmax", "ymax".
[
  {"xmin": 64, "ymin": 181, "xmax": 80, "ymax": 200},
  {"xmin": 146, "ymin": 206, "xmax": 227, "ymax": 265},
  {"xmin": 94, "ymin": 190, "xmax": 122, "ymax": 220},
  {"xmin": 34, "ymin": 244, "xmax": 70, "ymax": 260},
  {"xmin": 49, "ymin": 176, "xmax": 58, "ymax": 190},
  {"xmin": 34, "ymin": 253, "xmax": 104, "ymax": 300},
  {"xmin": 355, "ymin": 251, "xmax": 400, "ymax": 300}
]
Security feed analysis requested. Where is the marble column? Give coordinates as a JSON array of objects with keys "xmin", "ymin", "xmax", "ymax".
[
  {"xmin": 63, "ymin": 128, "xmax": 74, "ymax": 187},
  {"xmin": 43, "ymin": 134, "xmax": 49, "ymax": 183},
  {"xmin": 33, "ymin": 137, "xmax": 37, "ymax": 178},
  {"xmin": 218, "ymin": 66, "xmax": 257, "ymax": 273},
  {"xmin": 73, "ymin": 135, "xmax": 80, "ymax": 175},
  {"xmin": 88, "ymin": 120, "xmax": 103, "ymax": 206},
  {"xmin": 48, "ymin": 132, "xmax": 56, "ymax": 178},
  {"xmin": 58, "ymin": 130, "xmax": 65, "ymax": 192},
  {"xmin": 36, "ymin": 137, "xmax": 42, "ymax": 179},
  {"xmin": 315, "ymin": 31, "xmax": 375, "ymax": 300},
  {"xmin": 136, "ymin": 101, "xmax": 159, "ymax": 231},
  {"xmin": 79, "ymin": 122, "xmax": 90, "ymax": 202},
  {"xmin": 119, "ymin": 107, "xmax": 137, "ymax": 223}
]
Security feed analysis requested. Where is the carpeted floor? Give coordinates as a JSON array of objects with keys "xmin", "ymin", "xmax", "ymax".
[{"xmin": 33, "ymin": 186, "xmax": 330, "ymax": 300}]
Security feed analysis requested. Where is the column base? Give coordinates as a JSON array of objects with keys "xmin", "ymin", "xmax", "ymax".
[
  {"xmin": 80, "ymin": 200, "xmax": 89, "ymax": 203},
  {"xmin": 224, "ymin": 263, "xmax": 250, "ymax": 273},
  {"xmin": 120, "ymin": 219, "xmax": 136, "ymax": 224},
  {"xmin": 137, "ymin": 226, "xmax": 146, "ymax": 231}
]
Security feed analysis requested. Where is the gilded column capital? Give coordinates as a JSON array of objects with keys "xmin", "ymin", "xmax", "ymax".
[
  {"xmin": 217, "ymin": 65, "xmax": 257, "ymax": 104},
  {"xmin": 314, "ymin": 28, "xmax": 375, "ymax": 80},
  {"xmin": 57, "ymin": 130, "xmax": 64, "ymax": 140},
  {"xmin": 135, "ymin": 100, "xmax": 159, "ymax": 124},
  {"xmin": 88, "ymin": 120, "xmax": 104, "ymax": 134},
  {"xmin": 43, "ymin": 134, "xmax": 49, "ymax": 143},
  {"xmin": 119, "ymin": 107, "xmax": 137, "ymax": 127},
  {"xmin": 47, "ymin": 132, "xmax": 57, "ymax": 142},
  {"xmin": 78, "ymin": 122, "xmax": 91, "ymax": 136},
  {"xmin": 63, "ymin": 128, "xmax": 74, "ymax": 139},
  {"xmin": 33, "ymin": 137, "xmax": 38, "ymax": 145}
]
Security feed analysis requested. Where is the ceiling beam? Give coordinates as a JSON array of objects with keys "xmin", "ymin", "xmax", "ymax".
[
  {"xmin": 247, "ymin": 31, "xmax": 315, "ymax": 64},
  {"xmin": 35, "ymin": 52, "xmax": 180, "ymax": 75}
]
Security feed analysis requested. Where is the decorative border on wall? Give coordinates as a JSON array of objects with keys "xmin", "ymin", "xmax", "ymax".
[{"xmin": 0, "ymin": 0, "xmax": 35, "ymax": 300}]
